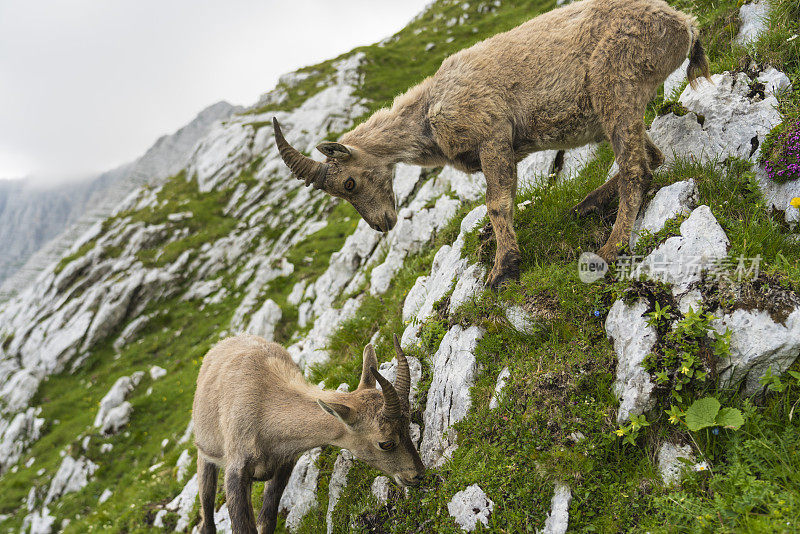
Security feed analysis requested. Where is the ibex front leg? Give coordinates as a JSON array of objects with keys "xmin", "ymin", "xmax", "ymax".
[
  {"xmin": 480, "ymin": 132, "xmax": 520, "ymax": 290},
  {"xmin": 226, "ymin": 462, "xmax": 257, "ymax": 534},
  {"xmin": 257, "ymin": 461, "xmax": 294, "ymax": 534}
]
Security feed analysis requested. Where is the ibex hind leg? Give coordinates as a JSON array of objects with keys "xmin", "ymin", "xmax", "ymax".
[
  {"xmin": 198, "ymin": 454, "xmax": 219, "ymax": 534},
  {"xmin": 257, "ymin": 461, "xmax": 295, "ymax": 534},
  {"xmin": 571, "ymin": 133, "xmax": 662, "ymax": 217}
]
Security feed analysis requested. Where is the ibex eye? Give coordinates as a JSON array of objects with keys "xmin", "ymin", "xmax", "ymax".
[
  {"xmin": 378, "ymin": 440, "xmax": 396, "ymax": 451},
  {"xmin": 344, "ymin": 177, "xmax": 356, "ymax": 191}
]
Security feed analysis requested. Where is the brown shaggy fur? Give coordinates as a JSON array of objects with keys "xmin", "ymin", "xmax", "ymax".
[
  {"xmin": 276, "ymin": 0, "xmax": 710, "ymax": 288},
  {"xmin": 193, "ymin": 335, "xmax": 423, "ymax": 534}
]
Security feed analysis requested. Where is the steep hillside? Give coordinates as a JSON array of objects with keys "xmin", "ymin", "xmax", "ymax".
[
  {"xmin": 1, "ymin": 0, "xmax": 799, "ymax": 533},
  {"xmin": 0, "ymin": 101, "xmax": 238, "ymax": 300}
]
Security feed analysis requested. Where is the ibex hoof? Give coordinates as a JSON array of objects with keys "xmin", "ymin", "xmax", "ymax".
[
  {"xmin": 595, "ymin": 243, "xmax": 620, "ymax": 263},
  {"xmin": 486, "ymin": 256, "xmax": 520, "ymax": 291}
]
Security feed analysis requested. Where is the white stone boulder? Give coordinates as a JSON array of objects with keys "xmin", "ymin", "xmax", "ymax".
[
  {"xmin": 636, "ymin": 205, "xmax": 729, "ymax": 295},
  {"xmin": 371, "ymin": 476, "xmax": 391, "ymax": 505},
  {"xmin": 630, "ymin": 180, "xmax": 697, "ymax": 248},
  {"xmin": 489, "ymin": 367, "xmax": 511, "ymax": 410},
  {"xmin": 420, "ymin": 325, "xmax": 484, "ymax": 467},
  {"xmin": 448, "ymin": 484, "xmax": 494, "ymax": 531},
  {"xmin": 713, "ymin": 307, "xmax": 800, "ymax": 395},
  {"xmin": 540, "ymin": 482, "xmax": 572, "ymax": 534},
  {"xmin": 0, "ymin": 407, "xmax": 45, "ymax": 474},
  {"xmin": 736, "ymin": 0, "xmax": 770, "ymax": 45},
  {"xmin": 279, "ymin": 447, "xmax": 321, "ymax": 532},
  {"xmin": 94, "ymin": 371, "xmax": 144, "ymax": 435},
  {"xmin": 45, "ymin": 455, "xmax": 99, "ymax": 505},
  {"xmin": 166, "ymin": 472, "xmax": 199, "ymax": 532},
  {"xmin": 657, "ymin": 442, "xmax": 694, "ymax": 485},
  {"xmin": 449, "ymin": 263, "xmax": 486, "ymax": 316},
  {"xmin": 606, "ymin": 299, "xmax": 657, "ymax": 424},
  {"xmin": 176, "ymin": 449, "xmax": 192, "ymax": 482},
  {"xmin": 246, "ymin": 299, "xmax": 282, "ymax": 341},
  {"xmin": 325, "ymin": 450, "xmax": 353, "ymax": 534},
  {"xmin": 149, "ymin": 365, "xmax": 167, "ymax": 381},
  {"xmin": 650, "ymin": 71, "xmax": 783, "ymax": 165}
]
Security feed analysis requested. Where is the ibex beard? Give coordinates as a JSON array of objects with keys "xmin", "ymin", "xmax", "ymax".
[
  {"xmin": 273, "ymin": 0, "xmax": 710, "ymax": 289},
  {"xmin": 192, "ymin": 334, "xmax": 423, "ymax": 534}
]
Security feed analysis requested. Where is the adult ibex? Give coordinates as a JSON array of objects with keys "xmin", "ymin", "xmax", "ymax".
[
  {"xmin": 273, "ymin": 0, "xmax": 710, "ymax": 289},
  {"xmin": 193, "ymin": 334, "xmax": 423, "ymax": 534}
]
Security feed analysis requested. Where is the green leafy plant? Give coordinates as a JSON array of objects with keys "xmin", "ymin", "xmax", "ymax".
[{"xmin": 683, "ymin": 397, "xmax": 744, "ymax": 432}]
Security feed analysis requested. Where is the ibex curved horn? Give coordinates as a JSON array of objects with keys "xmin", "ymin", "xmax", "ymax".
[
  {"xmin": 272, "ymin": 117, "xmax": 329, "ymax": 190},
  {"xmin": 370, "ymin": 367, "xmax": 403, "ymax": 420},
  {"xmin": 393, "ymin": 334, "xmax": 410, "ymax": 407}
]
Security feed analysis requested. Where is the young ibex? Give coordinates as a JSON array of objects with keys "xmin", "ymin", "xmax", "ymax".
[
  {"xmin": 273, "ymin": 0, "xmax": 710, "ymax": 289},
  {"xmin": 193, "ymin": 334, "xmax": 424, "ymax": 534}
]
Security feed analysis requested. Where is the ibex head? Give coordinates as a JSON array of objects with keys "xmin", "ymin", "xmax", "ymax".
[
  {"xmin": 317, "ymin": 335, "xmax": 424, "ymax": 486},
  {"xmin": 272, "ymin": 118, "xmax": 397, "ymax": 232}
]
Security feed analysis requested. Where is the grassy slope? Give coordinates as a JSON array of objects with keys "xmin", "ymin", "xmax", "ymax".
[{"xmin": 1, "ymin": 0, "xmax": 799, "ymax": 533}]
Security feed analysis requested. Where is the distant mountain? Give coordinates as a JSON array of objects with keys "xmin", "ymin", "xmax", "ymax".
[{"xmin": 0, "ymin": 101, "xmax": 240, "ymax": 299}]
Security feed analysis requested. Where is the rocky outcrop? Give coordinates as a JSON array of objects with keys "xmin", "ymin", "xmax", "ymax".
[
  {"xmin": 606, "ymin": 299, "xmax": 658, "ymax": 424},
  {"xmin": 540, "ymin": 482, "xmax": 572, "ymax": 534},
  {"xmin": 94, "ymin": 372, "xmax": 144, "ymax": 435},
  {"xmin": 448, "ymin": 484, "xmax": 494, "ymax": 531},
  {"xmin": 420, "ymin": 325, "xmax": 484, "ymax": 467}
]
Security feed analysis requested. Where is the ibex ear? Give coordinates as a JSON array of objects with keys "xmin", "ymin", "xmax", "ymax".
[
  {"xmin": 317, "ymin": 399, "xmax": 355, "ymax": 426},
  {"xmin": 316, "ymin": 142, "xmax": 352, "ymax": 160},
  {"xmin": 358, "ymin": 344, "xmax": 378, "ymax": 390}
]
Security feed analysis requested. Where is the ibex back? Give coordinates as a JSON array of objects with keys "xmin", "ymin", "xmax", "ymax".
[
  {"xmin": 193, "ymin": 334, "xmax": 423, "ymax": 534},
  {"xmin": 273, "ymin": 0, "xmax": 710, "ymax": 289}
]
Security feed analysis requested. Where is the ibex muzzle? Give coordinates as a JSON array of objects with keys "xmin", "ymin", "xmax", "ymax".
[{"xmin": 192, "ymin": 333, "xmax": 422, "ymax": 534}]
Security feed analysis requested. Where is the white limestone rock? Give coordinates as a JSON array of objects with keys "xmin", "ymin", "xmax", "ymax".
[
  {"xmin": 98, "ymin": 488, "xmax": 113, "ymax": 504},
  {"xmin": 636, "ymin": 205, "xmax": 729, "ymax": 295},
  {"xmin": 650, "ymin": 71, "xmax": 783, "ymax": 165},
  {"xmin": 736, "ymin": 0, "xmax": 770, "ymax": 45},
  {"xmin": 402, "ymin": 206, "xmax": 488, "ymax": 349},
  {"xmin": 606, "ymin": 299, "xmax": 657, "ymax": 424},
  {"xmin": 45, "ymin": 455, "xmax": 99, "ymax": 505},
  {"xmin": 149, "ymin": 365, "xmax": 167, "ymax": 381},
  {"xmin": 371, "ymin": 476, "xmax": 391, "ymax": 505},
  {"xmin": 22, "ymin": 506, "xmax": 55, "ymax": 534},
  {"xmin": 505, "ymin": 305, "xmax": 536, "ymax": 335},
  {"xmin": 279, "ymin": 447, "xmax": 322, "ymax": 532},
  {"xmin": 440, "ymin": 166, "xmax": 486, "ymax": 201},
  {"xmin": 393, "ymin": 163, "xmax": 424, "ymax": 205},
  {"xmin": 176, "ymin": 449, "xmax": 192, "ymax": 482},
  {"xmin": 94, "ymin": 371, "xmax": 144, "ymax": 434},
  {"xmin": 518, "ymin": 150, "xmax": 559, "ymax": 190},
  {"xmin": 657, "ymin": 442, "xmax": 694, "ymax": 485},
  {"xmin": 0, "ymin": 369, "xmax": 40, "ymax": 414},
  {"xmin": 421, "ymin": 325, "xmax": 484, "ymax": 467},
  {"xmin": 325, "ymin": 450, "xmax": 353, "ymax": 534},
  {"xmin": 755, "ymin": 166, "xmax": 800, "ymax": 212},
  {"xmin": 0, "ymin": 407, "xmax": 45, "ymax": 474},
  {"xmin": 489, "ymin": 367, "xmax": 511, "ymax": 410},
  {"xmin": 449, "ymin": 263, "xmax": 486, "ymax": 316},
  {"xmin": 539, "ymin": 482, "xmax": 572, "ymax": 534},
  {"xmin": 561, "ymin": 144, "xmax": 598, "ymax": 180},
  {"xmin": 287, "ymin": 281, "xmax": 307, "ymax": 306},
  {"xmin": 713, "ymin": 307, "xmax": 800, "ymax": 395},
  {"xmin": 166, "ymin": 473, "xmax": 198, "ymax": 532},
  {"xmin": 246, "ymin": 299, "xmax": 282, "ymax": 341},
  {"xmin": 448, "ymin": 484, "xmax": 494, "ymax": 531},
  {"xmin": 630, "ymin": 180, "xmax": 697, "ymax": 248},
  {"xmin": 370, "ymin": 195, "xmax": 461, "ymax": 295},
  {"xmin": 664, "ymin": 59, "xmax": 690, "ymax": 99}
]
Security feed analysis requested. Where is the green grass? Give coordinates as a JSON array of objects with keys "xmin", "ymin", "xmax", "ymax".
[{"xmin": 4, "ymin": 0, "xmax": 800, "ymax": 532}]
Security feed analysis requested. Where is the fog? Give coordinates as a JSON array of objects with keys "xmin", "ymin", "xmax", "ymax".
[{"xmin": 0, "ymin": 0, "xmax": 430, "ymax": 184}]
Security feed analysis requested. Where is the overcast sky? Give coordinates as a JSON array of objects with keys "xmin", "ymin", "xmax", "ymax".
[{"xmin": 0, "ymin": 0, "xmax": 430, "ymax": 184}]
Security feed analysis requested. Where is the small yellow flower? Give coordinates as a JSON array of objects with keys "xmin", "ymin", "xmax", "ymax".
[
  {"xmin": 791, "ymin": 198, "xmax": 800, "ymax": 209},
  {"xmin": 681, "ymin": 364, "xmax": 691, "ymax": 375},
  {"xmin": 669, "ymin": 413, "xmax": 681, "ymax": 424},
  {"xmin": 614, "ymin": 428, "xmax": 625, "ymax": 436}
]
